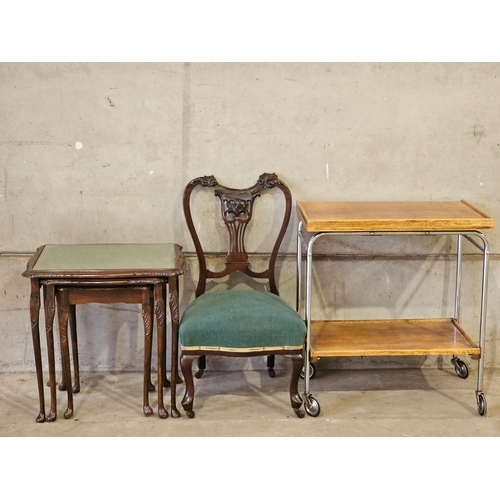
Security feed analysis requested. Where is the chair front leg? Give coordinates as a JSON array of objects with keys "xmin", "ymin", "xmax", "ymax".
[
  {"xmin": 289, "ymin": 354, "xmax": 305, "ymax": 418},
  {"xmin": 180, "ymin": 354, "xmax": 197, "ymax": 418}
]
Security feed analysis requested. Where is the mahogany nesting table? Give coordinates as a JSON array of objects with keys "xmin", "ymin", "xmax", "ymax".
[
  {"xmin": 23, "ymin": 243, "xmax": 184, "ymax": 422},
  {"xmin": 296, "ymin": 200, "xmax": 494, "ymax": 417}
]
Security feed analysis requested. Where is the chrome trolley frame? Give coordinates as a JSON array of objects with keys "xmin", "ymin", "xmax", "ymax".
[{"xmin": 296, "ymin": 220, "xmax": 491, "ymax": 417}]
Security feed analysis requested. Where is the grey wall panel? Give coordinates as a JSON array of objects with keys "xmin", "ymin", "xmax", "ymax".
[{"xmin": 1, "ymin": 62, "xmax": 498, "ymax": 371}]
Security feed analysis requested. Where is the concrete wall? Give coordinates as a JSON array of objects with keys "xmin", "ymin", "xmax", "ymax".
[{"xmin": 1, "ymin": 62, "xmax": 499, "ymax": 373}]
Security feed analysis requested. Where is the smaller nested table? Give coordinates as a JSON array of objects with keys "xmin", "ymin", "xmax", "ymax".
[
  {"xmin": 296, "ymin": 200, "xmax": 494, "ymax": 417},
  {"xmin": 23, "ymin": 243, "xmax": 184, "ymax": 422}
]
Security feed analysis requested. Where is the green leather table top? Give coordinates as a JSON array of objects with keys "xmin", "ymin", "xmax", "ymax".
[{"xmin": 24, "ymin": 243, "xmax": 184, "ymax": 278}]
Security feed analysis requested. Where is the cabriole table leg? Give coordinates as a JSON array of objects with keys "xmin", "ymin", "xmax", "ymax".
[
  {"xmin": 30, "ymin": 279, "xmax": 46, "ymax": 423},
  {"xmin": 169, "ymin": 278, "xmax": 181, "ymax": 418},
  {"xmin": 43, "ymin": 284, "xmax": 58, "ymax": 422},
  {"xmin": 56, "ymin": 288, "xmax": 74, "ymax": 419}
]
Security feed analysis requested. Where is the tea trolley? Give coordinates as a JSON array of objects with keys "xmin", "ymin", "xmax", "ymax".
[{"xmin": 296, "ymin": 200, "xmax": 494, "ymax": 417}]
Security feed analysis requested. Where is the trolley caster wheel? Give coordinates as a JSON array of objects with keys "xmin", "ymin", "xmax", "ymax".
[
  {"xmin": 268, "ymin": 368, "xmax": 276, "ymax": 378},
  {"xmin": 300, "ymin": 362, "xmax": 316, "ymax": 380},
  {"xmin": 194, "ymin": 369, "xmax": 204, "ymax": 379},
  {"xmin": 304, "ymin": 395, "xmax": 321, "ymax": 417},
  {"xmin": 452, "ymin": 358, "xmax": 469, "ymax": 379},
  {"xmin": 477, "ymin": 393, "xmax": 487, "ymax": 416}
]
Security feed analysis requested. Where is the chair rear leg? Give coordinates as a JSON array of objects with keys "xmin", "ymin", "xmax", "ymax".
[
  {"xmin": 181, "ymin": 354, "xmax": 197, "ymax": 418},
  {"xmin": 195, "ymin": 354, "xmax": 206, "ymax": 379},
  {"xmin": 289, "ymin": 354, "xmax": 305, "ymax": 418},
  {"xmin": 267, "ymin": 355, "xmax": 275, "ymax": 377}
]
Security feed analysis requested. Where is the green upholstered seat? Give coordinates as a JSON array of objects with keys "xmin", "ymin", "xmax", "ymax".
[{"xmin": 179, "ymin": 289, "xmax": 306, "ymax": 352}]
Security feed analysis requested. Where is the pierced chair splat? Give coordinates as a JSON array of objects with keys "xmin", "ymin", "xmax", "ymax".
[{"xmin": 179, "ymin": 173, "xmax": 306, "ymax": 418}]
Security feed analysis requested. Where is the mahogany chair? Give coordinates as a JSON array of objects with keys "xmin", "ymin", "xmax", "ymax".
[{"xmin": 179, "ymin": 173, "xmax": 306, "ymax": 418}]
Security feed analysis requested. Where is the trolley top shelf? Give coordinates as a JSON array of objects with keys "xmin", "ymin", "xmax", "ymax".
[{"xmin": 296, "ymin": 200, "xmax": 494, "ymax": 233}]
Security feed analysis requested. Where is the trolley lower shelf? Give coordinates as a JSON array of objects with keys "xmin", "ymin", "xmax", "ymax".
[
  {"xmin": 309, "ymin": 318, "xmax": 480, "ymax": 361},
  {"xmin": 300, "ymin": 317, "xmax": 486, "ymax": 417}
]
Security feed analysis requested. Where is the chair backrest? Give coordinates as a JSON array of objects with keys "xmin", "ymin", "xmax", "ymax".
[{"xmin": 183, "ymin": 172, "xmax": 292, "ymax": 298}]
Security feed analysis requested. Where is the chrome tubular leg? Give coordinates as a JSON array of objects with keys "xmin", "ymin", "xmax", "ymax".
[
  {"xmin": 304, "ymin": 241, "xmax": 312, "ymax": 396},
  {"xmin": 304, "ymin": 234, "xmax": 321, "ymax": 396},
  {"xmin": 476, "ymin": 233, "xmax": 490, "ymax": 395},
  {"xmin": 296, "ymin": 220, "xmax": 303, "ymax": 313},
  {"xmin": 454, "ymin": 234, "xmax": 463, "ymax": 322}
]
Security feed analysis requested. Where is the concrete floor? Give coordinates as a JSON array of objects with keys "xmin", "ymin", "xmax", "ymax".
[
  {"xmin": 1, "ymin": 366, "xmax": 500, "ymax": 437},
  {"xmin": 3, "ymin": 366, "xmax": 499, "ymax": 499}
]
